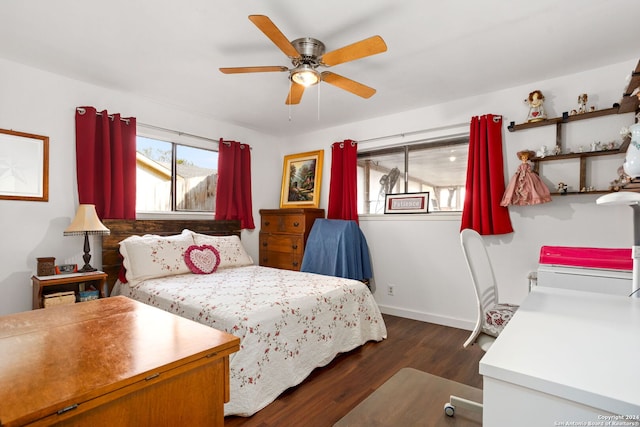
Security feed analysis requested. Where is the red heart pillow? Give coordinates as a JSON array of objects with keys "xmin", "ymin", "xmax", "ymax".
[{"xmin": 184, "ymin": 245, "xmax": 221, "ymax": 274}]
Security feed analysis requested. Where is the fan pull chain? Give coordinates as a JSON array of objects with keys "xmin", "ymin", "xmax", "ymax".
[
  {"xmin": 317, "ymin": 82, "xmax": 321, "ymax": 121},
  {"xmin": 288, "ymin": 81, "xmax": 292, "ymax": 122}
]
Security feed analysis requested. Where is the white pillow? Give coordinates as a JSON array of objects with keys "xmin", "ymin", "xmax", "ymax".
[
  {"xmin": 119, "ymin": 230, "xmax": 195, "ymax": 286},
  {"xmin": 187, "ymin": 230, "xmax": 254, "ymax": 269}
]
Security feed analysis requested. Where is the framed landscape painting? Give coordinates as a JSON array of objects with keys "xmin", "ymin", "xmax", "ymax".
[{"xmin": 280, "ymin": 150, "xmax": 323, "ymax": 208}]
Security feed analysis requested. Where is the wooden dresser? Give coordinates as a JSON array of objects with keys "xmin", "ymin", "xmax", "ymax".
[
  {"xmin": 0, "ymin": 296, "xmax": 239, "ymax": 427},
  {"xmin": 259, "ymin": 208, "xmax": 324, "ymax": 271}
]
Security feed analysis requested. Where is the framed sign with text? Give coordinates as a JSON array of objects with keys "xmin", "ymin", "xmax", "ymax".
[{"xmin": 384, "ymin": 192, "xmax": 430, "ymax": 214}]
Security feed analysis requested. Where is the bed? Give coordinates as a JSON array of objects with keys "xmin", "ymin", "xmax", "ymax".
[{"xmin": 101, "ymin": 219, "xmax": 387, "ymax": 417}]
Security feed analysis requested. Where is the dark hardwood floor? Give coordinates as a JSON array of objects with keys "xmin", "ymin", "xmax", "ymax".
[{"xmin": 225, "ymin": 314, "xmax": 485, "ymax": 427}]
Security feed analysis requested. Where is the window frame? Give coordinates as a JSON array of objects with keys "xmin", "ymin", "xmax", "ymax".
[
  {"xmin": 357, "ymin": 135, "xmax": 469, "ymax": 215},
  {"xmin": 135, "ymin": 129, "xmax": 219, "ymax": 215}
]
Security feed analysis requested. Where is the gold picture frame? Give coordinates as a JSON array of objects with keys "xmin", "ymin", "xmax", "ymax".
[
  {"xmin": 280, "ymin": 150, "xmax": 324, "ymax": 208},
  {"xmin": 0, "ymin": 128, "xmax": 49, "ymax": 202}
]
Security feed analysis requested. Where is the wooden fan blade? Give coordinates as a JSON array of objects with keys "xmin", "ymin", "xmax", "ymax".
[
  {"xmin": 321, "ymin": 71, "xmax": 376, "ymax": 99},
  {"xmin": 248, "ymin": 15, "xmax": 301, "ymax": 59},
  {"xmin": 285, "ymin": 83, "xmax": 305, "ymax": 105},
  {"xmin": 219, "ymin": 66, "xmax": 288, "ymax": 74},
  {"xmin": 321, "ymin": 35, "xmax": 387, "ymax": 67}
]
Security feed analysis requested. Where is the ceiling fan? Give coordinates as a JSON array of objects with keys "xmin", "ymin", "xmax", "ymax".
[{"xmin": 219, "ymin": 15, "xmax": 388, "ymax": 105}]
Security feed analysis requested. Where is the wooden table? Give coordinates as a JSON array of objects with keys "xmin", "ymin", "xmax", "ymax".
[{"xmin": 0, "ymin": 296, "xmax": 240, "ymax": 426}]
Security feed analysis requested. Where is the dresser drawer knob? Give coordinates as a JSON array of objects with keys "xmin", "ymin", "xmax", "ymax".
[
  {"xmin": 264, "ymin": 221, "xmax": 270, "ymax": 226},
  {"xmin": 293, "ymin": 221, "xmax": 300, "ymax": 227},
  {"xmin": 292, "ymin": 244, "xmax": 298, "ymax": 249},
  {"xmin": 293, "ymin": 261, "xmax": 298, "ymax": 267},
  {"xmin": 262, "ymin": 242, "xmax": 268, "ymax": 247}
]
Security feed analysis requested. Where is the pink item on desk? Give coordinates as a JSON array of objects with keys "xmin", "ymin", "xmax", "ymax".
[{"xmin": 539, "ymin": 246, "xmax": 632, "ymax": 271}]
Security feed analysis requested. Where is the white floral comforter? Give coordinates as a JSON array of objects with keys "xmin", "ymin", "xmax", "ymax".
[{"xmin": 114, "ymin": 265, "xmax": 387, "ymax": 416}]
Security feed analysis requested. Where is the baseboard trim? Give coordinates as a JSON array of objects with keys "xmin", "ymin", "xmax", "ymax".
[{"xmin": 377, "ymin": 304, "xmax": 475, "ymax": 331}]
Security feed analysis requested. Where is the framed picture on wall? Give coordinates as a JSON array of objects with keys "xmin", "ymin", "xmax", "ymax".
[
  {"xmin": 384, "ymin": 192, "xmax": 430, "ymax": 214},
  {"xmin": 0, "ymin": 128, "xmax": 49, "ymax": 202},
  {"xmin": 280, "ymin": 150, "xmax": 324, "ymax": 208}
]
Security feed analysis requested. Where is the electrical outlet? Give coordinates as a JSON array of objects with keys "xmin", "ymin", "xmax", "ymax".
[{"xmin": 387, "ymin": 284, "xmax": 395, "ymax": 296}]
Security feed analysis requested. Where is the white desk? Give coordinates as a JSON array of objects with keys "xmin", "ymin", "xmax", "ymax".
[{"xmin": 480, "ymin": 287, "xmax": 640, "ymax": 426}]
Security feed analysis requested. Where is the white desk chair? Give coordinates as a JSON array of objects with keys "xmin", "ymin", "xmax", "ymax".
[{"xmin": 444, "ymin": 228, "xmax": 519, "ymax": 418}]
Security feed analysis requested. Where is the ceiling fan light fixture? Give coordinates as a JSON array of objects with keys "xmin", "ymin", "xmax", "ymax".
[
  {"xmin": 221, "ymin": 16, "xmax": 387, "ymax": 104},
  {"xmin": 291, "ymin": 65, "xmax": 320, "ymax": 87}
]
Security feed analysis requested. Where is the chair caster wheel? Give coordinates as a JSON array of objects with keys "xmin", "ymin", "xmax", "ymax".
[{"xmin": 444, "ymin": 403, "xmax": 455, "ymax": 417}]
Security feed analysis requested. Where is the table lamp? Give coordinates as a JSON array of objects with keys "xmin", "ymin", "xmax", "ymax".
[
  {"xmin": 63, "ymin": 204, "xmax": 110, "ymax": 272},
  {"xmin": 596, "ymin": 192, "xmax": 640, "ymax": 297}
]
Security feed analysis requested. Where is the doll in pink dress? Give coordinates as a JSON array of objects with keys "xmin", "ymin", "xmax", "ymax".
[{"xmin": 501, "ymin": 150, "xmax": 552, "ymax": 206}]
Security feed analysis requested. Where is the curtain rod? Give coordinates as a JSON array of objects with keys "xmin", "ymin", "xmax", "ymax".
[
  {"xmin": 137, "ymin": 122, "xmax": 233, "ymax": 145},
  {"xmin": 77, "ymin": 108, "xmax": 467, "ymax": 147},
  {"xmin": 76, "ymin": 107, "xmax": 133, "ymax": 125},
  {"xmin": 76, "ymin": 108, "xmax": 236, "ymax": 146},
  {"xmin": 356, "ymin": 122, "xmax": 469, "ymax": 144}
]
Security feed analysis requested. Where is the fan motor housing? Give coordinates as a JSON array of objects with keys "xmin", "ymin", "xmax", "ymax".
[{"xmin": 291, "ymin": 37, "xmax": 325, "ymax": 67}]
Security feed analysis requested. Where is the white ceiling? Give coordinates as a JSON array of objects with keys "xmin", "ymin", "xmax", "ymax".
[{"xmin": 1, "ymin": 1, "xmax": 639, "ymax": 137}]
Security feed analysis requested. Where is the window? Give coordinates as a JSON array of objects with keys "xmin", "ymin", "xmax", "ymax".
[
  {"xmin": 136, "ymin": 136, "xmax": 218, "ymax": 212},
  {"xmin": 357, "ymin": 137, "xmax": 468, "ymax": 214}
]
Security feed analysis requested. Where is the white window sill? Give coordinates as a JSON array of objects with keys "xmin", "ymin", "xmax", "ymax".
[
  {"xmin": 136, "ymin": 211, "xmax": 214, "ymax": 220},
  {"xmin": 358, "ymin": 212, "xmax": 461, "ymax": 221}
]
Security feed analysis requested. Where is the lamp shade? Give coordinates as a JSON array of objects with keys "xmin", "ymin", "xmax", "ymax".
[
  {"xmin": 597, "ymin": 192, "xmax": 640, "ymax": 297},
  {"xmin": 63, "ymin": 204, "xmax": 110, "ymax": 236}
]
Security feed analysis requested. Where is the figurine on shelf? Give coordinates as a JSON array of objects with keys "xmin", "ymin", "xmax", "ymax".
[
  {"xmin": 525, "ymin": 90, "xmax": 547, "ymax": 123},
  {"xmin": 557, "ymin": 182, "xmax": 568, "ymax": 194},
  {"xmin": 611, "ymin": 165, "xmax": 633, "ymax": 191},
  {"xmin": 501, "ymin": 150, "xmax": 552, "ymax": 206},
  {"xmin": 577, "ymin": 93, "xmax": 588, "ymax": 114},
  {"xmin": 536, "ymin": 145, "xmax": 548, "ymax": 158}
]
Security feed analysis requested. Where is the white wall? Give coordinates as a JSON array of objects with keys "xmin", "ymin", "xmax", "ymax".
[
  {"xmin": 291, "ymin": 58, "xmax": 638, "ymax": 329},
  {"xmin": 1, "ymin": 56, "xmax": 637, "ymax": 330},
  {"xmin": 0, "ymin": 58, "xmax": 281, "ymax": 315}
]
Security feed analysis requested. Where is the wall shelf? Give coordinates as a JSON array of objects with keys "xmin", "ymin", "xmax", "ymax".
[
  {"xmin": 505, "ymin": 59, "xmax": 640, "ymax": 195},
  {"xmin": 535, "ymin": 149, "xmax": 626, "ymax": 193},
  {"xmin": 507, "ymin": 106, "xmax": 621, "ymax": 132},
  {"xmin": 534, "ymin": 148, "xmax": 624, "ymax": 162},
  {"xmin": 508, "ymin": 60, "xmax": 640, "ymax": 132}
]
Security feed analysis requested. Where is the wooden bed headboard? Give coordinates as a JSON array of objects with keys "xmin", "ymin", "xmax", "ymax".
[{"xmin": 101, "ymin": 219, "xmax": 241, "ymax": 295}]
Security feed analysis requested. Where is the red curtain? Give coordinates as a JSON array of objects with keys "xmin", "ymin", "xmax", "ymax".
[
  {"xmin": 75, "ymin": 106, "xmax": 136, "ymax": 219},
  {"xmin": 215, "ymin": 139, "xmax": 255, "ymax": 229},
  {"xmin": 460, "ymin": 114, "xmax": 513, "ymax": 235},
  {"xmin": 327, "ymin": 139, "xmax": 359, "ymax": 223}
]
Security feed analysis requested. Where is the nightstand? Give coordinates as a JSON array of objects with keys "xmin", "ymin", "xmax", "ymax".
[{"xmin": 31, "ymin": 271, "xmax": 108, "ymax": 309}]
